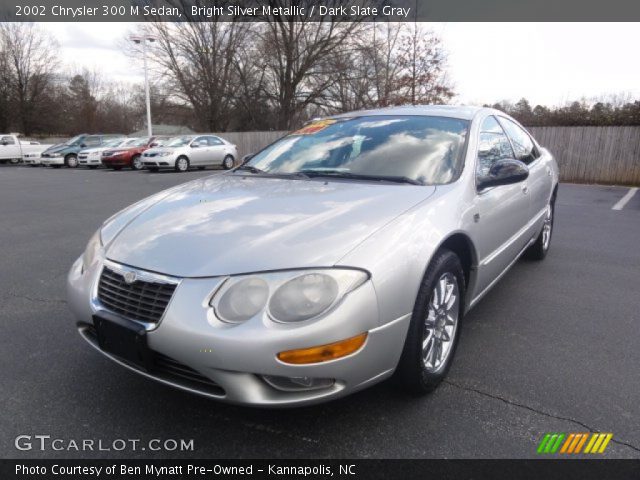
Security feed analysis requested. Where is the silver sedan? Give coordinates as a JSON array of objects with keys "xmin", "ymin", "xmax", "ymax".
[{"xmin": 67, "ymin": 106, "xmax": 559, "ymax": 407}]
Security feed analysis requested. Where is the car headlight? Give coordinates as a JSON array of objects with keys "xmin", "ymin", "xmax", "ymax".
[
  {"xmin": 50, "ymin": 153, "xmax": 64, "ymax": 157},
  {"xmin": 158, "ymin": 152, "xmax": 171, "ymax": 157},
  {"xmin": 210, "ymin": 269, "xmax": 368, "ymax": 324},
  {"xmin": 81, "ymin": 229, "xmax": 103, "ymax": 272}
]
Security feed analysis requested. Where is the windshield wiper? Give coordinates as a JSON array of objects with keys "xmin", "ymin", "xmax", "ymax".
[
  {"xmin": 299, "ymin": 170, "xmax": 424, "ymax": 185},
  {"xmin": 234, "ymin": 165, "xmax": 265, "ymax": 174},
  {"xmin": 234, "ymin": 165, "xmax": 310, "ymax": 179}
]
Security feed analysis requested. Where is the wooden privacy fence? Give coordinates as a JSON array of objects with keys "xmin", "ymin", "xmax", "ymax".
[
  {"xmin": 213, "ymin": 130, "xmax": 287, "ymax": 160},
  {"xmin": 529, "ymin": 126, "xmax": 640, "ymax": 185}
]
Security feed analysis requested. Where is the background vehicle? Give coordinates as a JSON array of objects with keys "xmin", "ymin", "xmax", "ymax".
[
  {"xmin": 142, "ymin": 134, "xmax": 238, "ymax": 172},
  {"xmin": 41, "ymin": 134, "xmax": 124, "ymax": 168},
  {"xmin": 0, "ymin": 135, "xmax": 52, "ymax": 165},
  {"xmin": 68, "ymin": 106, "xmax": 559, "ymax": 406},
  {"xmin": 78, "ymin": 137, "xmax": 129, "ymax": 168},
  {"xmin": 101, "ymin": 136, "xmax": 169, "ymax": 170}
]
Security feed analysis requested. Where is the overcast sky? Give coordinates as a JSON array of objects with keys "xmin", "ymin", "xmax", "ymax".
[{"xmin": 42, "ymin": 22, "xmax": 640, "ymax": 107}]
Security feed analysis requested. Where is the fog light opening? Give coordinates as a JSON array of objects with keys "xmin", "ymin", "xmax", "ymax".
[{"xmin": 262, "ymin": 375, "xmax": 335, "ymax": 392}]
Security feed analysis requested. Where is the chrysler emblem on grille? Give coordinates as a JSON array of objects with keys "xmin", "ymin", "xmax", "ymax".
[{"xmin": 123, "ymin": 270, "xmax": 137, "ymax": 284}]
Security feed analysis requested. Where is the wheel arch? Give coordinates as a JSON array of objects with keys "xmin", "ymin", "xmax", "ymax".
[{"xmin": 431, "ymin": 232, "xmax": 479, "ymax": 309}]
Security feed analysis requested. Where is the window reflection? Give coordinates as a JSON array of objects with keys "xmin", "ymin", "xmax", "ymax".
[{"xmin": 248, "ymin": 116, "xmax": 469, "ymax": 185}]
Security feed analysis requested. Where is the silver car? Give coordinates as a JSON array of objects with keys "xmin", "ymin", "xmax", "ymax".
[
  {"xmin": 67, "ymin": 106, "xmax": 558, "ymax": 407},
  {"xmin": 141, "ymin": 134, "xmax": 238, "ymax": 172}
]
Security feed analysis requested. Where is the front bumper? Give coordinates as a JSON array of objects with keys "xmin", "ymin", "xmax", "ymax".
[
  {"xmin": 41, "ymin": 157, "xmax": 65, "ymax": 166},
  {"xmin": 79, "ymin": 155, "xmax": 102, "ymax": 166},
  {"xmin": 23, "ymin": 155, "xmax": 42, "ymax": 165},
  {"xmin": 142, "ymin": 158, "xmax": 175, "ymax": 169},
  {"xmin": 102, "ymin": 155, "xmax": 130, "ymax": 167},
  {"xmin": 67, "ymin": 257, "xmax": 410, "ymax": 407}
]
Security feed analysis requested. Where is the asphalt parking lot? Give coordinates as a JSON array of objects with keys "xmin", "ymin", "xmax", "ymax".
[{"xmin": 1, "ymin": 165, "xmax": 639, "ymax": 459}]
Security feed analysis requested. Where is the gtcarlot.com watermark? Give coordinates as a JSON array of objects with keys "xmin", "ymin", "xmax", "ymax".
[{"xmin": 15, "ymin": 435, "xmax": 194, "ymax": 452}]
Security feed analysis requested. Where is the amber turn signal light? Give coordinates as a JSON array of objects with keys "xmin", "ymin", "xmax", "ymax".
[{"xmin": 277, "ymin": 333, "xmax": 368, "ymax": 365}]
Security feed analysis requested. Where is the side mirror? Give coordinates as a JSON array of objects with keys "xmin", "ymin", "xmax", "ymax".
[
  {"xmin": 149, "ymin": 142, "xmax": 158, "ymax": 148},
  {"xmin": 191, "ymin": 141, "xmax": 205, "ymax": 148},
  {"xmin": 242, "ymin": 153, "xmax": 254, "ymax": 164},
  {"xmin": 1, "ymin": 141, "xmax": 8, "ymax": 146},
  {"xmin": 80, "ymin": 143, "xmax": 87, "ymax": 148},
  {"xmin": 477, "ymin": 158, "xmax": 529, "ymax": 190}
]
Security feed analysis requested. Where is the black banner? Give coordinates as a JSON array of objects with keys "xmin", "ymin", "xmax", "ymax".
[
  {"xmin": 2, "ymin": 0, "xmax": 640, "ymax": 22},
  {"xmin": 3, "ymin": 459, "xmax": 640, "ymax": 480}
]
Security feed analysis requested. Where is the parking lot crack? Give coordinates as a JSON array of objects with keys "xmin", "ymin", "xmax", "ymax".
[{"xmin": 444, "ymin": 379, "xmax": 640, "ymax": 453}]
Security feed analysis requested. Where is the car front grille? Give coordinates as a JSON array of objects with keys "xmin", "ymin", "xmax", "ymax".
[{"xmin": 97, "ymin": 266, "xmax": 177, "ymax": 324}]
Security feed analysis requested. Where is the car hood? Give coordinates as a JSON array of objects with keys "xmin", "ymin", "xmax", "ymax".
[
  {"xmin": 42, "ymin": 144, "xmax": 68, "ymax": 154},
  {"xmin": 105, "ymin": 175, "xmax": 436, "ymax": 277},
  {"xmin": 80, "ymin": 146, "xmax": 108, "ymax": 154},
  {"xmin": 143, "ymin": 147, "xmax": 178, "ymax": 155}
]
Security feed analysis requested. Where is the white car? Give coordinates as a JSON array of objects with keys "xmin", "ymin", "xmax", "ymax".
[
  {"xmin": 78, "ymin": 138, "xmax": 132, "ymax": 168},
  {"xmin": 142, "ymin": 135, "xmax": 238, "ymax": 172},
  {"xmin": 0, "ymin": 135, "xmax": 52, "ymax": 165}
]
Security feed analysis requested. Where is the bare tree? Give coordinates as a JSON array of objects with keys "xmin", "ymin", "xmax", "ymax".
[
  {"xmin": 258, "ymin": 2, "xmax": 366, "ymax": 129},
  {"xmin": 394, "ymin": 23, "xmax": 453, "ymax": 105},
  {"xmin": 0, "ymin": 23, "xmax": 58, "ymax": 135},
  {"xmin": 326, "ymin": 23, "xmax": 453, "ymax": 111},
  {"xmin": 138, "ymin": 13, "xmax": 250, "ymax": 132}
]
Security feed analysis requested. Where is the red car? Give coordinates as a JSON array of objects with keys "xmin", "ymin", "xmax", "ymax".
[{"xmin": 101, "ymin": 136, "xmax": 168, "ymax": 170}]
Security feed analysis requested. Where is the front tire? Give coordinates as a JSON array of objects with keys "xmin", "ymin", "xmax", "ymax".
[
  {"xmin": 395, "ymin": 249, "xmax": 465, "ymax": 394},
  {"xmin": 222, "ymin": 155, "xmax": 235, "ymax": 170},
  {"xmin": 65, "ymin": 155, "xmax": 78, "ymax": 168},
  {"xmin": 131, "ymin": 155, "xmax": 143, "ymax": 171},
  {"xmin": 175, "ymin": 156, "xmax": 189, "ymax": 172}
]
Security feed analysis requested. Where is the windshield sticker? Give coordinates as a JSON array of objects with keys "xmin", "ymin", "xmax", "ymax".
[{"xmin": 293, "ymin": 119, "xmax": 337, "ymax": 135}]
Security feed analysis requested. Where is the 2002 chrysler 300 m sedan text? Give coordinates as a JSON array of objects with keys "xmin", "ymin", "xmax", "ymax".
[{"xmin": 67, "ymin": 106, "xmax": 559, "ymax": 407}]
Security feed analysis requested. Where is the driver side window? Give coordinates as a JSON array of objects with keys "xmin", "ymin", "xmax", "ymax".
[
  {"xmin": 1, "ymin": 136, "xmax": 16, "ymax": 145},
  {"xmin": 476, "ymin": 116, "xmax": 514, "ymax": 180}
]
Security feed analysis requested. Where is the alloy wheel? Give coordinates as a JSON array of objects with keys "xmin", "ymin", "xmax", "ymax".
[
  {"xmin": 66, "ymin": 156, "xmax": 78, "ymax": 168},
  {"xmin": 422, "ymin": 272, "xmax": 459, "ymax": 373},
  {"xmin": 176, "ymin": 158, "xmax": 188, "ymax": 172},
  {"xmin": 542, "ymin": 204, "xmax": 553, "ymax": 251}
]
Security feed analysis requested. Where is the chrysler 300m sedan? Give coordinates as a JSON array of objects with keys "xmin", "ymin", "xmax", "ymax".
[{"xmin": 67, "ymin": 106, "xmax": 559, "ymax": 407}]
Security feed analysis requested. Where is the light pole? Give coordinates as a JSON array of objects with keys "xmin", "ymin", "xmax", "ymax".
[{"xmin": 129, "ymin": 35, "xmax": 156, "ymax": 137}]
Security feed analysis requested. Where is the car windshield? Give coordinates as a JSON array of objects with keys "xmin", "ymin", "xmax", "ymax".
[
  {"xmin": 65, "ymin": 135, "xmax": 84, "ymax": 146},
  {"xmin": 245, "ymin": 115, "xmax": 469, "ymax": 185},
  {"xmin": 104, "ymin": 139, "xmax": 126, "ymax": 148},
  {"xmin": 166, "ymin": 136, "xmax": 194, "ymax": 147},
  {"xmin": 130, "ymin": 137, "xmax": 153, "ymax": 147}
]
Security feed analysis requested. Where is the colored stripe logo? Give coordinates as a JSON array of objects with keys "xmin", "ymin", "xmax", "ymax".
[{"xmin": 537, "ymin": 433, "xmax": 613, "ymax": 454}]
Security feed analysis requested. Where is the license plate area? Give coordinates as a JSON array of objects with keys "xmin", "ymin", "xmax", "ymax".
[{"xmin": 93, "ymin": 314, "xmax": 153, "ymax": 371}]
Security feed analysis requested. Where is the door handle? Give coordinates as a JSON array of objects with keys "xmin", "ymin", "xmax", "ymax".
[
  {"xmin": 546, "ymin": 166, "xmax": 552, "ymax": 176},
  {"xmin": 522, "ymin": 184, "xmax": 529, "ymax": 194}
]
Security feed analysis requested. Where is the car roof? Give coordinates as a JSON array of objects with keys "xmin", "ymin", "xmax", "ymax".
[{"xmin": 329, "ymin": 105, "xmax": 492, "ymax": 121}]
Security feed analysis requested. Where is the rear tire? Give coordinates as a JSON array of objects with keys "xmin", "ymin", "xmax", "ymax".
[
  {"xmin": 394, "ymin": 249, "xmax": 465, "ymax": 394},
  {"xmin": 525, "ymin": 196, "xmax": 555, "ymax": 261},
  {"xmin": 175, "ymin": 156, "xmax": 189, "ymax": 172},
  {"xmin": 9, "ymin": 158, "xmax": 20, "ymax": 165}
]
